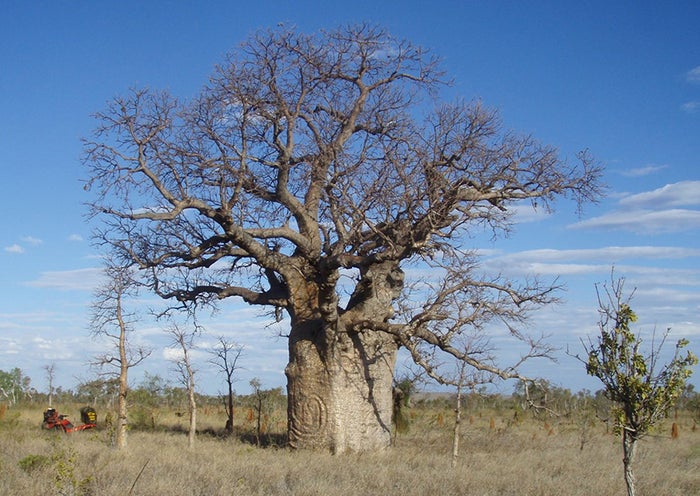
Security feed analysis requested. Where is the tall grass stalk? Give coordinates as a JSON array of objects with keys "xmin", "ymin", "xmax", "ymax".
[{"xmin": 1, "ymin": 403, "xmax": 697, "ymax": 495}]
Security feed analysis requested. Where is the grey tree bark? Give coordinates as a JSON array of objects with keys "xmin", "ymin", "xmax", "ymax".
[
  {"xmin": 451, "ymin": 380, "xmax": 463, "ymax": 468},
  {"xmin": 622, "ymin": 430, "xmax": 637, "ymax": 496},
  {"xmin": 169, "ymin": 324, "xmax": 198, "ymax": 449}
]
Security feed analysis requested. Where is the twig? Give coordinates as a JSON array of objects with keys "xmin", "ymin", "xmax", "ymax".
[{"xmin": 128, "ymin": 459, "xmax": 150, "ymax": 496}]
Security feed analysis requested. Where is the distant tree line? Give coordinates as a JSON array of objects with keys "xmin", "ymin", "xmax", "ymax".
[
  {"xmin": 0, "ymin": 368, "xmax": 285, "ymax": 411},
  {"xmin": 7, "ymin": 366, "xmax": 698, "ymax": 421}
]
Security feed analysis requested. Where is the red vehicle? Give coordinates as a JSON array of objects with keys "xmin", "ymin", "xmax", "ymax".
[{"xmin": 42, "ymin": 407, "xmax": 97, "ymax": 433}]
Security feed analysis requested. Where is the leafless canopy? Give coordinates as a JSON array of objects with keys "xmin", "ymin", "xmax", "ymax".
[
  {"xmin": 90, "ymin": 263, "xmax": 151, "ymax": 371},
  {"xmin": 84, "ymin": 24, "xmax": 602, "ymax": 383}
]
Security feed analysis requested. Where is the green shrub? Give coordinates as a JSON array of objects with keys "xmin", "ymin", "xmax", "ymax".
[{"xmin": 18, "ymin": 454, "xmax": 50, "ymax": 473}]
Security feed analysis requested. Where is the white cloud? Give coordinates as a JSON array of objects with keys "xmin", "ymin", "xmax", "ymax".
[
  {"xmin": 568, "ymin": 181, "xmax": 700, "ymax": 234},
  {"xmin": 4, "ymin": 244, "xmax": 24, "ymax": 254},
  {"xmin": 681, "ymin": 101, "xmax": 700, "ymax": 113},
  {"xmin": 687, "ymin": 66, "xmax": 700, "ymax": 83},
  {"xmin": 619, "ymin": 181, "xmax": 700, "ymax": 209},
  {"xmin": 626, "ymin": 268, "xmax": 700, "ymax": 287},
  {"xmin": 162, "ymin": 347, "xmax": 184, "ymax": 361},
  {"xmin": 497, "ymin": 246, "xmax": 700, "ymax": 263},
  {"xmin": 25, "ymin": 267, "xmax": 105, "ymax": 291},
  {"xmin": 0, "ymin": 338, "xmax": 22, "ymax": 356},
  {"xmin": 21, "ymin": 236, "xmax": 43, "ymax": 246},
  {"xmin": 483, "ymin": 247, "xmax": 700, "ymax": 284},
  {"xmin": 499, "ymin": 262, "xmax": 608, "ymax": 277},
  {"xmin": 68, "ymin": 234, "xmax": 84, "ymax": 242},
  {"xmin": 634, "ymin": 285, "xmax": 700, "ymax": 305},
  {"xmin": 510, "ymin": 202, "xmax": 552, "ymax": 223},
  {"xmin": 570, "ymin": 209, "xmax": 700, "ymax": 234},
  {"xmin": 619, "ymin": 164, "xmax": 667, "ymax": 177}
]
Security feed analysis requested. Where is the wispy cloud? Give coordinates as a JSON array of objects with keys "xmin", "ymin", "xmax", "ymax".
[
  {"xmin": 498, "ymin": 246, "xmax": 700, "ymax": 262},
  {"xmin": 569, "ymin": 181, "xmax": 700, "ymax": 234},
  {"xmin": 4, "ymin": 236, "xmax": 43, "ymax": 254},
  {"xmin": 570, "ymin": 209, "xmax": 700, "ymax": 234},
  {"xmin": 484, "ymin": 246, "xmax": 700, "ymax": 279},
  {"xmin": 4, "ymin": 244, "xmax": 24, "ymax": 254},
  {"xmin": 619, "ymin": 164, "xmax": 667, "ymax": 177},
  {"xmin": 618, "ymin": 181, "xmax": 700, "ymax": 209},
  {"xmin": 681, "ymin": 101, "xmax": 700, "ymax": 114},
  {"xmin": 68, "ymin": 234, "xmax": 84, "ymax": 242},
  {"xmin": 687, "ymin": 66, "xmax": 700, "ymax": 84},
  {"xmin": 21, "ymin": 236, "xmax": 43, "ymax": 246},
  {"xmin": 510, "ymin": 202, "xmax": 552, "ymax": 223},
  {"xmin": 25, "ymin": 267, "xmax": 105, "ymax": 291}
]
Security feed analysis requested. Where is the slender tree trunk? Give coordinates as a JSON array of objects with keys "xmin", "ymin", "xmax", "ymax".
[
  {"xmin": 256, "ymin": 393, "xmax": 263, "ymax": 446},
  {"xmin": 185, "ymin": 357, "xmax": 197, "ymax": 449},
  {"xmin": 116, "ymin": 299, "xmax": 129, "ymax": 450},
  {"xmin": 225, "ymin": 381, "xmax": 234, "ymax": 434},
  {"xmin": 187, "ymin": 383, "xmax": 196, "ymax": 449},
  {"xmin": 46, "ymin": 365, "xmax": 55, "ymax": 408},
  {"xmin": 116, "ymin": 363, "xmax": 129, "ymax": 449},
  {"xmin": 452, "ymin": 382, "xmax": 463, "ymax": 468},
  {"xmin": 622, "ymin": 430, "xmax": 637, "ymax": 496}
]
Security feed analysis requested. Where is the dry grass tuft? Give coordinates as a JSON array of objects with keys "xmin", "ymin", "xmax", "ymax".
[{"xmin": 1, "ymin": 403, "xmax": 698, "ymax": 495}]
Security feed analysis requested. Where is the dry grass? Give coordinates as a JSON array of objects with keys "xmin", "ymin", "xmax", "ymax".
[{"xmin": 1, "ymin": 403, "xmax": 698, "ymax": 495}]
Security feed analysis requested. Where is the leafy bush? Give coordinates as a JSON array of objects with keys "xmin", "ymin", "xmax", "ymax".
[{"xmin": 18, "ymin": 454, "xmax": 50, "ymax": 473}]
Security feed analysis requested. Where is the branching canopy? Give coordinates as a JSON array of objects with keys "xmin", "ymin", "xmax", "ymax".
[
  {"xmin": 84, "ymin": 24, "xmax": 602, "ymax": 383},
  {"xmin": 583, "ymin": 276, "xmax": 697, "ymax": 439}
]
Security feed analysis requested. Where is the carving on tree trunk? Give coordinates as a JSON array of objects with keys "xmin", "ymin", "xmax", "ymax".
[
  {"xmin": 287, "ymin": 329, "xmax": 398, "ymax": 452},
  {"xmin": 286, "ymin": 263, "xmax": 402, "ymax": 453}
]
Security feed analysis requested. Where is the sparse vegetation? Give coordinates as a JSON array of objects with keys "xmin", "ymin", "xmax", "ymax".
[
  {"xmin": 1, "ymin": 390, "xmax": 698, "ymax": 495},
  {"xmin": 580, "ymin": 275, "xmax": 698, "ymax": 496}
]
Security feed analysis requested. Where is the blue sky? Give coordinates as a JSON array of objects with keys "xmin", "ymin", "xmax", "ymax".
[{"xmin": 1, "ymin": 1, "xmax": 699, "ymax": 396}]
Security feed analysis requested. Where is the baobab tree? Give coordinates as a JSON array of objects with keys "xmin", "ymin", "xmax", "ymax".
[{"xmin": 83, "ymin": 24, "xmax": 601, "ymax": 453}]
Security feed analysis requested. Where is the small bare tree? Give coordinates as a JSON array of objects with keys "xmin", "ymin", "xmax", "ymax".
[
  {"xmin": 167, "ymin": 322, "xmax": 199, "ymax": 448},
  {"xmin": 248, "ymin": 378, "xmax": 284, "ymax": 446},
  {"xmin": 410, "ymin": 321, "xmax": 550, "ymax": 467},
  {"xmin": 90, "ymin": 262, "xmax": 151, "ymax": 449},
  {"xmin": 208, "ymin": 337, "xmax": 245, "ymax": 434},
  {"xmin": 581, "ymin": 275, "xmax": 698, "ymax": 496},
  {"xmin": 43, "ymin": 363, "xmax": 56, "ymax": 407},
  {"xmin": 249, "ymin": 378, "xmax": 264, "ymax": 446}
]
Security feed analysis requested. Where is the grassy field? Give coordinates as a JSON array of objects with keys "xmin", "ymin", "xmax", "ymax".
[{"xmin": 1, "ymin": 402, "xmax": 698, "ymax": 495}]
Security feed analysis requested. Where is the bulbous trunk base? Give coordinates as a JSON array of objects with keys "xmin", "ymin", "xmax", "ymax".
[{"xmin": 286, "ymin": 323, "xmax": 397, "ymax": 453}]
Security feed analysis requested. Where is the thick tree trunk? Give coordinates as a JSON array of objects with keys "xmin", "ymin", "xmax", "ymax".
[
  {"xmin": 286, "ymin": 324, "xmax": 397, "ymax": 453},
  {"xmin": 285, "ymin": 262, "xmax": 402, "ymax": 453}
]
